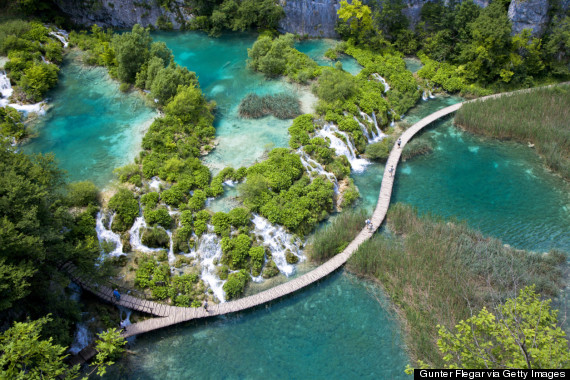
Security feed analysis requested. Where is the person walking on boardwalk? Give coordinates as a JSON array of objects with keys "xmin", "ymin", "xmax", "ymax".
[
  {"xmin": 113, "ymin": 288, "xmax": 120, "ymax": 302},
  {"xmin": 204, "ymin": 300, "xmax": 208, "ymax": 312},
  {"xmin": 397, "ymin": 138, "xmax": 402, "ymax": 148},
  {"xmin": 389, "ymin": 165, "xmax": 394, "ymax": 177}
]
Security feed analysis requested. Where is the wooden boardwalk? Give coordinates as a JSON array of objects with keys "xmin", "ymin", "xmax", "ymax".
[{"xmin": 73, "ymin": 83, "xmax": 570, "ymax": 344}]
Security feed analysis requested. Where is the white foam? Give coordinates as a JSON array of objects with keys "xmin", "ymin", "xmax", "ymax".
[
  {"xmin": 251, "ymin": 214, "xmax": 304, "ymax": 277},
  {"xmin": 297, "ymin": 148, "xmax": 338, "ymax": 193},
  {"xmin": 372, "ymin": 73, "xmax": 390, "ymax": 92},
  {"xmin": 95, "ymin": 212, "xmax": 124, "ymax": 256},
  {"xmin": 316, "ymin": 123, "xmax": 370, "ymax": 172},
  {"xmin": 192, "ymin": 231, "xmax": 226, "ymax": 303}
]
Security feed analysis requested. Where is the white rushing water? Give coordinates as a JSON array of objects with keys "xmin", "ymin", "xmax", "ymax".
[
  {"xmin": 316, "ymin": 123, "xmax": 370, "ymax": 172},
  {"xmin": 49, "ymin": 30, "xmax": 69, "ymax": 48},
  {"xmin": 0, "ymin": 70, "xmax": 47, "ymax": 115},
  {"xmin": 251, "ymin": 214, "xmax": 304, "ymax": 277},
  {"xmin": 69, "ymin": 321, "xmax": 93, "ymax": 355},
  {"xmin": 95, "ymin": 212, "xmax": 124, "ymax": 256},
  {"xmin": 129, "ymin": 217, "xmax": 175, "ymax": 263},
  {"xmin": 192, "ymin": 230, "xmax": 226, "ymax": 303},
  {"xmin": 297, "ymin": 149, "xmax": 339, "ymax": 193},
  {"xmin": 372, "ymin": 73, "xmax": 390, "ymax": 92},
  {"xmin": 358, "ymin": 109, "xmax": 386, "ymax": 143},
  {"xmin": 148, "ymin": 177, "xmax": 162, "ymax": 192}
]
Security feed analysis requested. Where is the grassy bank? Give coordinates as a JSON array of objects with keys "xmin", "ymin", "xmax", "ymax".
[
  {"xmin": 455, "ymin": 85, "xmax": 570, "ymax": 180},
  {"xmin": 307, "ymin": 209, "xmax": 367, "ymax": 263},
  {"xmin": 347, "ymin": 203, "xmax": 567, "ymax": 367}
]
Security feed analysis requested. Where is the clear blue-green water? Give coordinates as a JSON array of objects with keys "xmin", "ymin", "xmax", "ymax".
[
  {"xmin": 106, "ymin": 272, "xmax": 408, "ymax": 380},
  {"xmin": 23, "ymin": 54, "xmax": 157, "ymax": 187},
  {"xmin": 295, "ymin": 39, "xmax": 363, "ymax": 76},
  {"xmin": 152, "ymin": 31, "xmax": 311, "ymax": 173},
  {"xmin": 403, "ymin": 57, "xmax": 423, "ymax": 74}
]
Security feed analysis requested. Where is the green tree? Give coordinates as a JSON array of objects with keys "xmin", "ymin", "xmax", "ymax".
[
  {"xmin": 19, "ymin": 63, "xmax": 59, "ymax": 102},
  {"xmin": 337, "ymin": 0, "xmax": 375, "ymax": 44},
  {"xmin": 409, "ymin": 286, "xmax": 570, "ymax": 370},
  {"xmin": 112, "ymin": 24, "xmax": 152, "ymax": 83}
]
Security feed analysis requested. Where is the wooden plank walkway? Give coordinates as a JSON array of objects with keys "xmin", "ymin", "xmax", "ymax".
[{"xmin": 71, "ymin": 83, "xmax": 569, "ymax": 345}]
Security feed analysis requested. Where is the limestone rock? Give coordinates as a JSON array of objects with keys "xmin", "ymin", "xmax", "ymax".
[
  {"xmin": 278, "ymin": 0, "xmax": 341, "ymax": 38},
  {"xmin": 53, "ymin": 0, "xmax": 192, "ymax": 29},
  {"xmin": 508, "ymin": 0, "xmax": 550, "ymax": 37}
]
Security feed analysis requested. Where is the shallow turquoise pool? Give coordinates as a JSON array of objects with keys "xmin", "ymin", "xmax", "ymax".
[
  {"xmin": 105, "ymin": 272, "xmax": 409, "ymax": 380},
  {"xmin": 23, "ymin": 54, "xmax": 157, "ymax": 187}
]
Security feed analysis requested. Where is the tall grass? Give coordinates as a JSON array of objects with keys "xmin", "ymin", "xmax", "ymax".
[
  {"xmin": 455, "ymin": 85, "xmax": 570, "ymax": 180},
  {"xmin": 307, "ymin": 209, "xmax": 367, "ymax": 263},
  {"xmin": 348, "ymin": 203, "xmax": 567, "ymax": 366},
  {"xmin": 401, "ymin": 136, "xmax": 434, "ymax": 161},
  {"xmin": 238, "ymin": 93, "xmax": 301, "ymax": 120}
]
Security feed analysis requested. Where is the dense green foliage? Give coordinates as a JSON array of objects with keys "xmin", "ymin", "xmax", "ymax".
[
  {"xmin": 134, "ymin": 255, "xmax": 205, "ymax": 306},
  {"xmin": 423, "ymin": 286, "xmax": 570, "ymax": 369},
  {"xmin": 0, "ymin": 316, "xmax": 125, "ymax": 379},
  {"xmin": 0, "ymin": 106, "xmax": 26, "ymax": 142},
  {"xmin": 353, "ymin": 0, "xmax": 570, "ymax": 92},
  {"xmin": 189, "ymin": 0, "xmax": 284, "ymax": 36},
  {"xmin": 0, "ymin": 145, "xmax": 101, "ymax": 346},
  {"xmin": 238, "ymin": 93, "xmax": 301, "ymax": 119},
  {"xmin": 222, "ymin": 269, "xmax": 250, "ymax": 300},
  {"xmin": 240, "ymin": 148, "xmax": 335, "ymax": 235},
  {"xmin": 0, "ymin": 20, "xmax": 64, "ymax": 102},
  {"xmin": 308, "ymin": 209, "xmax": 367, "ymax": 263},
  {"xmin": 348, "ymin": 203, "xmax": 567, "ymax": 366},
  {"xmin": 248, "ymin": 33, "xmax": 321, "ymax": 83},
  {"xmin": 455, "ymin": 85, "xmax": 570, "ymax": 179}
]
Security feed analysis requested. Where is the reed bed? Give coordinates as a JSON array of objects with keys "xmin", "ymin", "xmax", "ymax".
[
  {"xmin": 401, "ymin": 137, "xmax": 434, "ymax": 161},
  {"xmin": 307, "ymin": 209, "xmax": 368, "ymax": 263},
  {"xmin": 455, "ymin": 85, "xmax": 570, "ymax": 180},
  {"xmin": 238, "ymin": 93, "xmax": 301, "ymax": 120},
  {"xmin": 348, "ymin": 203, "xmax": 566, "ymax": 367}
]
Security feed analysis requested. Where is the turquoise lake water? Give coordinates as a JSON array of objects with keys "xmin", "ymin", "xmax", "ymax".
[
  {"xmin": 21, "ymin": 31, "xmax": 570, "ymax": 376},
  {"xmin": 23, "ymin": 54, "xmax": 157, "ymax": 187},
  {"xmin": 106, "ymin": 272, "xmax": 409, "ymax": 380}
]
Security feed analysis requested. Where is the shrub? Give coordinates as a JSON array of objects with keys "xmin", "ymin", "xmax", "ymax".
[
  {"xmin": 66, "ymin": 181, "xmax": 99, "ymax": 207},
  {"xmin": 143, "ymin": 208, "xmax": 172, "ymax": 229},
  {"xmin": 212, "ymin": 212, "xmax": 231, "ymax": 236},
  {"xmin": 249, "ymin": 246, "xmax": 265, "ymax": 276},
  {"xmin": 228, "ymin": 208, "xmax": 251, "ymax": 228},
  {"xmin": 141, "ymin": 227, "xmax": 170, "ymax": 249},
  {"xmin": 223, "ymin": 269, "xmax": 250, "ymax": 300},
  {"xmin": 141, "ymin": 192, "xmax": 159, "ymax": 208},
  {"xmin": 262, "ymin": 260, "xmax": 280, "ymax": 278},
  {"xmin": 365, "ymin": 137, "xmax": 394, "ymax": 162},
  {"xmin": 108, "ymin": 188, "xmax": 139, "ymax": 232},
  {"xmin": 221, "ymin": 234, "xmax": 252, "ymax": 270}
]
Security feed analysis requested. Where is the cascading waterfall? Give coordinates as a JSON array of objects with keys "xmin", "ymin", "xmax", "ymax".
[
  {"xmin": 251, "ymin": 214, "xmax": 304, "ymax": 278},
  {"xmin": 422, "ymin": 91, "xmax": 428, "ymax": 101},
  {"xmin": 49, "ymin": 31, "xmax": 69, "ymax": 48},
  {"xmin": 0, "ymin": 70, "xmax": 46, "ymax": 115},
  {"xmin": 118, "ymin": 306, "xmax": 132, "ymax": 329},
  {"xmin": 316, "ymin": 123, "xmax": 369, "ymax": 172},
  {"xmin": 372, "ymin": 73, "xmax": 390, "ymax": 92},
  {"xmin": 148, "ymin": 177, "xmax": 162, "ymax": 192},
  {"xmin": 192, "ymin": 230, "xmax": 226, "ymax": 303},
  {"xmin": 69, "ymin": 322, "xmax": 93, "ymax": 355},
  {"xmin": 95, "ymin": 212, "xmax": 124, "ymax": 256},
  {"xmin": 129, "ymin": 217, "xmax": 175, "ymax": 263},
  {"xmin": 297, "ymin": 149, "xmax": 338, "ymax": 193}
]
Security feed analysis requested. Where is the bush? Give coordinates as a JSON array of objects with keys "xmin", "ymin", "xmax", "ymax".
[
  {"xmin": 365, "ymin": 137, "xmax": 394, "ymax": 162},
  {"xmin": 221, "ymin": 234, "xmax": 252, "ymax": 270},
  {"xmin": 212, "ymin": 212, "xmax": 231, "ymax": 236},
  {"xmin": 108, "ymin": 189, "xmax": 139, "ymax": 232},
  {"xmin": 228, "ymin": 208, "xmax": 251, "ymax": 228},
  {"xmin": 308, "ymin": 209, "xmax": 367, "ymax": 263},
  {"xmin": 141, "ymin": 192, "xmax": 159, "ymax": 208},
  {"xmin": 223, "ymin": 269, "xmax": 250, "ymax": 300},
  {"xmin": 141, "ymin": 227, "xmax": 170, "ymax": 249},
  {"xmin": 285, "ymin": 250, "xmax": 299, "ymax": 264},
  {"xmin": 66, "ymin": 181, "xmax": 99, "ymax": 207},
  {"xmin": 262, "ymin": 260, "xmax": 280, "ymax": 278},
  {"xmin": 249, "ymin": 246, "xmax": 265, "ymax": 276},
  {"xmin": 143, "ymin": 208, "xmax": 172, "ymax": 229}
]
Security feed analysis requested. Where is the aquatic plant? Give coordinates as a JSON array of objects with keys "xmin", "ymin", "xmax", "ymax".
[
  {"xmin": 401, "ymin": 136, "xmax": 434, "ymax": 161},
  {"xmin": 348, "ymin": 203, "xmax": 567, "ymax": 367},
  {"xmin": 238, "ymin": 93, "xmax": 301, "ymax": 120},
  {"xmin": 455, "ymin": 85, "xmax": 570, "ymax": 180},
  {"xmin": 307, "ymin": 209, "xmax": 367, "ymax": 263}
]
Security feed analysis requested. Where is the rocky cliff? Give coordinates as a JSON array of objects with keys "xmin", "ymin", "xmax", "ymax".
[
  {"xmin": 508, "ymin": 0, "xmax": 550, "ymax": 36},
  {"xmin": 54, "ymin": 0, "xmax": 192, "ymax": 29},
  {"xmin": 277, "ymin": 0, "xmax": 341, "ymax": 38}
]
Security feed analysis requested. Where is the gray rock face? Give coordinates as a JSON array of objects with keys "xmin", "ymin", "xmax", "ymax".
[
  {"xmin": 54, "ymin": 0, "xmax": 192, "ymax": 29},
  {"xmin": 508, "ymin": 0, "xmax": 550, "ymax": 37},
  {"xmin": 277, "ymin": 0, "xmax": 341, "ymax": 38}
]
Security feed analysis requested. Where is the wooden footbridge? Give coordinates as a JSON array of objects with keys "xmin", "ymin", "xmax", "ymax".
[{"xmin": 69, "ymin": 83, "xmax": 567, "ymax": 364}]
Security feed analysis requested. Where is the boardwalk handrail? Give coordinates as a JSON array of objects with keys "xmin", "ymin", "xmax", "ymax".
[{"xmin": 70, "ymin": 83, "xmax": 569, "ymax": 343}]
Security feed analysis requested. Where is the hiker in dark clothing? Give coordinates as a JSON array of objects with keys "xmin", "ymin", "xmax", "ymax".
[{"xmin": 113, "ymin": 288, "xmax": 120, "ymax": 302}]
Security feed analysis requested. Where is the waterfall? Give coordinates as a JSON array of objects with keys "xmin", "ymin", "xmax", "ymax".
[
  {"xmin": 1, "ymin": 70, "xmax": 47, "ymax": 115},
  {"xmin": 316, "ymin": 123, "xmax": 369, "ymax": 172},
  {"xmin": 95, "ymin": 212, "xmax": 124, "ymax": 256},
  {"xmin": 422, "ymin": 91, "xmax": 428, "ymax": 101},
  {"xmin": 118, "ymin": 306, "xmax": 132, "ymax": 329},
  {"xmin": 372, "ymin": 73, "xmax": 390, "ymax": 92},
  {"xmin": 148, "ymin": 177, "xmax": 162, "ymax": 192},
  {"xmin": 223, "ymin": 179, "xmax": 236, "ymax": 187},
  {"xmin": 297, "ymin": 149, "xmax": 338, "ymax": 193},
  {"xmin": 359, "ymin": 110, "xmax": 386, "ymax": 143},
  {"xmin": 129, "ymin": 217, "xmax": 174, "ymax": 263},
  {"xmin": 69, "ymin": 322, "xmax": 92, "ymax": 355},
  {"xmin": 49, "ymin": 31, "xmax": 69, "ymax": 48},
  {"xmin": 192, "ymin": 231, "xmax": 226, "ymax": 303},
  {"xmin": 429, "ymin": 90, "xmax": 436, "ymax": 99},
  {"xmin": 251, "ymin": 214, "xmax": 304, "ymax": 277}
]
